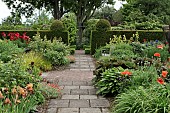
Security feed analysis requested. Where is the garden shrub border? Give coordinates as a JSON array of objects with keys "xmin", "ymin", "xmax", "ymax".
[
  {"xmin": 0, "ymin": 30, "xmax": 69, "ymax": 44},
  {"xmin": 90, "ymin": 30, "xmax": 165, "ymax": 54}
]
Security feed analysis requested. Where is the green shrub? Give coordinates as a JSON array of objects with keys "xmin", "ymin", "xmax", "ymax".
[
  {"xmin": 85, "ymin": 48, "xmax": 90, "ymax": 54},
  {"xmin": 50, "ymin": 20, "xmax": 65, "ymax": 31},
  {"xmin": 29, "ymin": 33, "xmax": 69, "ymax": 66},
  {"xmin": 96, "ymin": 19, "xmax": 111, "ymax": 32},
  {"xmin": 94, "ymin": 67, "xmax": 131, "ymax": 96},
  {"xmin": 0, "ymin": 40, "xmax": 23, "ymax": 62},
  {"xmin": 61, "ymin": 13, "xmax": 77, "ymax": 45},
  {"xmin": 69, "ymin": 48, "xmax": 75, "ymax": 55}
]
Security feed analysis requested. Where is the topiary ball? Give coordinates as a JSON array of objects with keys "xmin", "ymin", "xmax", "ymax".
[
  {"xmin": 96, "ymin": 19, "xmax": 111, "ymax": 32},
  {"xmin": 50, "ymin": 20, "xmax": 65, "ymax": 31}
]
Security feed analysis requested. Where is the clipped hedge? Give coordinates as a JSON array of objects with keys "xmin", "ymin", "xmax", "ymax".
[
  {"xmin": 90, "ymin": 30, "xmax": 165, "ymax": 54},
  {"xmin": 0, "ymin": 30, "xmax": 69, "ymax": 44}
]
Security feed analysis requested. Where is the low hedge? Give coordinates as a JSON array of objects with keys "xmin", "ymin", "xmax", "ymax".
[
  {"xmin": 90, "ymin": 30, "xmax": 165, "ymax": 54},
  {"xmin": 0, "ymin": 30, "xmax": 69, "ymax": 44}
]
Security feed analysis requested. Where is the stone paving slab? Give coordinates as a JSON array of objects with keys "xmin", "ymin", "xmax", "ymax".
[
  {"xmin": 80, "ymin": 86, "xmax": 95, "ymax": 89},
  {"xmin": 80, "ymin": 108, "xmax": 101, "ymax": 113},
  {"xmin": 58, "ymin": 108, "xmax": 79, "ymax": 113},
  {"xmin": 88, "ymin": 89, "xmax": 97, "ymax": 95},
  {"xmin": 71, "ymin": 89, "xmax": 89, "ymax": 95},
  {"xmin": 64, "ymin": 86, "xmax": 79, "ymax": 89},
  {"xmin": 72, "ymin": 81, "xmax": 87, "ymax": 86},
  {"xmin": 48, "ymin": 99, "xmax": 69, "ymax": 108},
  {"xmin": 90, "ymin": 99, "xmax": 110, "ymax": 108},
  {"xmin": 61, "ymin": 89, "xmax": 71, "ymax": 95},
  {"xmin": 47, "ymin": 108, "xmax": 57, "ymax": 113},
  {"xmin": 58, "ymin": 81, "xmax": 73, "ymax": 86},
  {"xmin": 80, "ymin": 95, "xmax": 98, "ymax": 99},
  {"xmin": 102, "ymin": 108, "xmax": 110, "ymax": 113},
  {"xmin": 62, "ymin": 95, "xmax": 79, "ymax": 99},
  {"xmin": 69, "ymin": 99, "xmax": 90, "ymax": 108}
]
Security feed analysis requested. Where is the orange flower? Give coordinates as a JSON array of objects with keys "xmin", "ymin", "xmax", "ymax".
[
  {"xmin": 157, "ymin": 77, "xmax": 165, "ymax": 85},
  {"xmin": 26, "ymin": 83, "xmax": 33, "ymax": 89},
  {"xmin": 157, "ymin": 45, "xmax": 163, "ymax": 49},
  {"xmin": 0, "ymin": 91, "xmax": 4, "ymax": 99},
  {"xmin": 18, "ymin": 87, "xmax": 25, "ymax": 95},
  {"xmin": 121, "ymin": 70, "xmax": 132, "ymax": 76},
  {"xmin": 162, "ymin": 71, "xmax": 168, "ymax": 78},
  {"xmin": 154, "ymin": 53, "xmax": 160, "ymax": 57},
  {"xmin": 12, "ymin": 87, "xmax": 17, "ymax": 94},
  {"xmin": 4, "ymin": 98, "xmax": 11, "ymax": 104}
]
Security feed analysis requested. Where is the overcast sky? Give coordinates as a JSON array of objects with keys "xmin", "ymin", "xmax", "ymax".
[{"xmin": 0, "ymin": 0, "xmax": 124, "ymax": 23}]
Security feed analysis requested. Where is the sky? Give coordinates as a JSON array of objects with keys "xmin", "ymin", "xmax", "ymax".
[{"xmin": 0, "ymin": 0, "xmax": 124, "ymax": 23}]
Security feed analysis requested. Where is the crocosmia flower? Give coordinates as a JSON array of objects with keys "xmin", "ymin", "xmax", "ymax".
[
  {"xmin": 162, "ymin": 71, "xmax": 168, "ymax": 78},
  {"xmin": 157, "ymin": 77, "xmax": 165, "ymax": 85},
  {"xmin": 121, "ymin": 70, "xmax": 132, "ymax": 76},
  {"xmin": 154, "ymin": 53, "xmax": 160, "ymax": 57}
]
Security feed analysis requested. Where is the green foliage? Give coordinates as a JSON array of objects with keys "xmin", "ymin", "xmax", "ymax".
[
  {"xmin": 143, "ymin": 45, "xmax": 169, "ymax": 62},
  {"xmin": 29, "ymin": 33, "xmax": 69, "ymax": 66},
  {"xmin": 83, "ymin": 19, "xmax": 99, "ymax": 45},
  {"xmin": 90, "ymin": 30, "xmax": 164, "ymax": 54},
  {"xmin": 50, "ymin": 20, "xmax": 65, "ymax": 32},
  {"xmin": 0, "ymin": 60, "xmax": 41, "ymax": 89},
  {"xmin": 61, "ymin": 12, "xmax": 77, "ymax": 44},
  {"xmin": 19, "ymin": 51, "xmax": 52, "ymax": 71},
  {"xmin": 85, "ymin": 48, "xmax": 90, "ymax": 54},
  {"xmin": 113, "ymin": 85, "xmax": 170, "ymax": 113},
  {"xmin": 0, "ymin": 40, "xmax": 23, "ymax": 62},
  {"xmin": 96, "ymin": 19, "xmax": 111, "ymax": 32},
  {"xmin": 95, "ymin": 67, "xmax": 131, "ymax": 96}
]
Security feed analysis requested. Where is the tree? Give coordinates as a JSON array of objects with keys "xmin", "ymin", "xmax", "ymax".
[{"xmin": 2, "ymin": 0, "xmax": 114, "ymax": 46}]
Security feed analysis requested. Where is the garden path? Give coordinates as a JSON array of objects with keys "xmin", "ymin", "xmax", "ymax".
[{"xmin": 42, "ymin": 50, "xmax": 111, "ymax": 113}]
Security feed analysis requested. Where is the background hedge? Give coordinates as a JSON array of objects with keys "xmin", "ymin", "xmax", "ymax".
[
  {"xmin": 90, "ymin": 30, "xmax": 165, "ymax": 54},
  {"xmin": 0, "ymin": 30, "xmax": 69, "ymax": 44}
]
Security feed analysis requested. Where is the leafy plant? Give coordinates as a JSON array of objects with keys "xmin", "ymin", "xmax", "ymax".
[
  {"xmin": 96, "ymin": 19, "xmax": 111, "ymax": 31},
  {"xmin": 94, "ymin": 67, "xmax": 131, "ymax": 96},
  {"xmin": 18, "ymin": 51, "xmax": 52, "ymax": 71},
  {"xmin": 0, "ymin": 40, "xmax": 23, "ymax": 62},
  {"xmin": 113, "ymin": 85, "xmax": 170, "ymax": 113},
  {"xmin": 50, "ymin": 19, "xmax": 65, "ymax": 31}
]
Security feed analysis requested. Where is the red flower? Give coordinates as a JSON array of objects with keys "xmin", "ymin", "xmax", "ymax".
[
  {"xmin": 154, "ymin": 53, "xmax": 160, "ymax": 57},
  {"xmin": 121, "ymin": 70, "xmax": 132, "ymax": 76},
  {"xmin": 1, "ymin": 32, "xmax": 6, "ymax": 37},
  {"xmin": 162, "ymin": 71, "xmax": 168, "ymax": 78},
  {"xmin": 157, "ymin": 77, "xmax": 165, "ymax": 85},
  {"xmin": 157, "ymin": 45, "xmax": 163, "ymax": 49}
]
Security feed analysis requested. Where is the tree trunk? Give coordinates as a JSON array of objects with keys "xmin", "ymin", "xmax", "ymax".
[{"xmin": 53, "ymin": 0, "xmax": 60, "ymax": 19}]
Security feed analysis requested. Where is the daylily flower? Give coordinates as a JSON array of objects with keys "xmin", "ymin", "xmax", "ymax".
[
  {"xmin": 157, "ymin": 45, "xmax": 163, "ymax": 49},
  {"xmin": 4, "ymin": 98, "xmax": 11, "ymax": 104},
  {"xmin": 154, "ymin": 53, "xmax": 160, "ymax": 57},
  {"xmin": 157, "ymin": 77, "xmax": 165, "ymax": 85},
  {"xmin": 0, "ymin": 91, "xmax": 4, "ymax": 99},
  {"xmin": 26, "ymin": 83, "xmax": 33, "ymax": 89},
  {"xmin": 121, "ymin": 70, "xmax": 132, "ymax": 76},
  {"xmin": 16, "ymin": 100, "xmax": 21, "ymax": 104},
  {"xmin": 12, "ymin": 87, "xmax": 17, "ymax": 94},
  {"xmin": 162, "ymin": 71, "xmax": 168, "ymax": 78}
]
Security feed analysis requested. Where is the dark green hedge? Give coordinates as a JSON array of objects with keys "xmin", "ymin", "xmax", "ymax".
[
  {"xmin": 0, "ymin": 30, "xmax": 69, "ymax": 44},
  {"xmin": 90, "ymin": 30, "xmax": 165, "ymax": 54}
]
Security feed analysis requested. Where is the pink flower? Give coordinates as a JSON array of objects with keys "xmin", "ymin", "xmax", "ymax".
[{"xmin": 1, "ymin": 32, "xmax": 6, "ymax": 37}]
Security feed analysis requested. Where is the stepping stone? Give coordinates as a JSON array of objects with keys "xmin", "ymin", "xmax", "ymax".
[
  {"xmin": 80, "ymin": 108, "xmax": 101, "ymax": 113},
  {"xmin": 69, "ymin": 99, "xmax": 90, "ymax": 108},
  {"xmin": 58, "ymin": 108, "xmax": 79, "ymax": 113}
]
